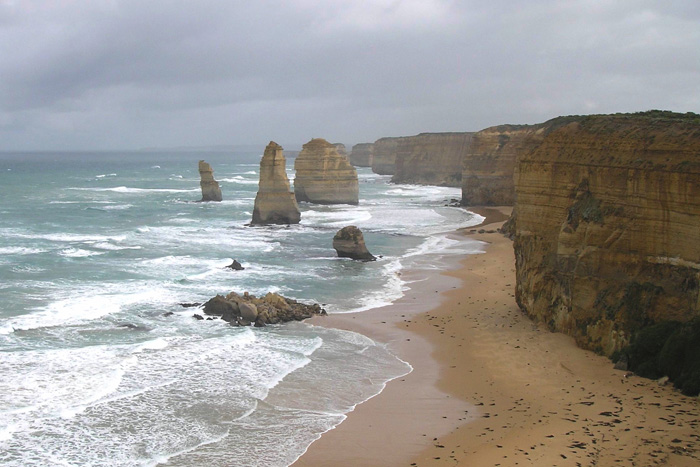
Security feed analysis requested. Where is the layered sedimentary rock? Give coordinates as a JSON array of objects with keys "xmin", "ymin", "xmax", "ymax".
[
  {"xmin": 202, "ymin": 291, "xmax": 326, "ymax": 327},
  {"xmin": 333, "ymin": 226, "xmax": 376, "ymax": 261},
  {"xmin": 392, "ymin": 132, "xmax": 474, "ymax": 187},
  {"xmin": 512, "ymin": 112, "xmax": 700, "ymax": 357},
  {"xmin": 371, "ymin": 137, "xmax": 405, "ymax": 175},
  {"xmin": 333, "ymin": 143, "xmax": 348, "ymax": 158},
  {"xmin": 461, "ymin": 125, "xmax": 542, "ymax": 205},
  {"xmin": 198, "ymin": 160, "xmax": 223, "ymax": 201},
  {"xmin": 294, "ymin": 138, "xmax": 359, "ymax": 205},
  {"xmin": 349, "ymin": 143, "xmax": 374, "ymax": 167},
  {"xmin": 251, "ymin": 142, "xmax": 301, "ymax": 225}
]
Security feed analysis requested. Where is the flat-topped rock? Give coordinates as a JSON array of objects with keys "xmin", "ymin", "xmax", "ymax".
[
  {"xmin": 198, "ymin": 160, "xmax": 222, "ymax": 201},
  {"xmin": 251, "ymin": 142, "xmax": 301, "ymax": 225},
  {"xmin": 294, "ymin": 138, "xmax": 359, "ymax": 205}
]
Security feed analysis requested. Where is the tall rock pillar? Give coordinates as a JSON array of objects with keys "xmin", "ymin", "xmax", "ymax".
[
  {"xmin": 294, "ymin": 138, "xmax": 359, "ymax": 205},
  {"xmin": 251, "ymin": 142, "xmax": 301, "ymax": 225},
  {"xmin": 198, "ymin": 160, "xmax": 223, "ymax": 201}
]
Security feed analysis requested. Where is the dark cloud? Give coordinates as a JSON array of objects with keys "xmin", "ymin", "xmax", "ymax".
[{"xmin": 0, "ymin": 0, "xmax": 698, "ymax": 150}]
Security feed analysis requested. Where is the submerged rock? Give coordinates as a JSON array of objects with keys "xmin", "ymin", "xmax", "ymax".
[
  {"xmin": 333, "ymin": 226, "xmax": 376, "ymax": 261},
  {"xmin": 201, "ymin": 291, "xmax": 325, "ymax": 326},
  {"xmin": 198, "ymin": 160, "xmax": 223, "ymax": 201},
  {"xmin": 225, "ymin": 259, "xmax": 245, "ymax": 271},
  {"xmin": 251, "ymin": 142, "xmax": 301, "ymax": 225}
]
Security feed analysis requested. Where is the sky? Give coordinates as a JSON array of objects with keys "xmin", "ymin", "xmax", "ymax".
[{"xmin": 1, "ymin": 0, "xmax": 699, "ymax": 151}]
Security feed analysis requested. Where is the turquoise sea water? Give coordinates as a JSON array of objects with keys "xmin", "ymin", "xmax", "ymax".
[{"xmin": 0, "ymin": 151, "xmax": 483, "ymax": 466}]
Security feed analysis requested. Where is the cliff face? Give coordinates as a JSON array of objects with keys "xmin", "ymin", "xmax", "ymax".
[
  {"xmin": 251, "ymin": 141, "xmax": 301, "ymax": 225},
  {"xmin": 294, "ymin": 138, "xmax": 359, "ymax": 205},
  {"xmin": 461, "ymin": 125, "xmax": 542, "ymax": 205},
  {"xmin": 198, "ymin": 160, "xmax": 223, "ymax": 201},
  {"xmin": 372, "ymin": 137, "xmax": 404, "ymax": 175},
  {"xmin": 513, "ymin": 112, "xmax": 700, "ymax": 356},
  {"xmin": 392, "ymin": 132, "xmax": 473, "ymax": 187},
  {"xmin": 349, "ymin": 143, "xmax": 374, "ymax": 167}
]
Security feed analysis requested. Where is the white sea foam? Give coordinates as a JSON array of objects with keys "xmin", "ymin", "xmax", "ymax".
[
  {"xmin": 69, "ymin": 186, "xmax": 199, "ymax": 194},
  {"xmin": 96, "ymin": 173, "xmax": 117, "ymax": 178},
  {"xmin": 219, "ymin": 177, "xmax": 258, "ymax": 185},
  {"xmin": 0, "ymin": 247, "xmax": 46, "ymax": 255},
  {"xmin": 59, "ymin": 247, "xmax": 104, "ymax": 258}
]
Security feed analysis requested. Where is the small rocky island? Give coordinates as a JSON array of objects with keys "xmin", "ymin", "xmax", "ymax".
[
  {"xmin": 198, "ymin": 160, "xmax": 223, "ymax": 201},
  {"xmin": 201, "ymin": 291, "xmax": 326, "ymax": 326},
  {"xmin": 251, "ymin": 141, "xmax": 301, "ymax": 225},
  {"xmin": 333, "ymin": 226, "xmax": 376, "ymax": 261}
]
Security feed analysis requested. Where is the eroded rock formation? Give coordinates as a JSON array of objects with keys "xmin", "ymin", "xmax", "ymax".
[
  {"xmin": 512, "ymin": 111, "xmax": 700, "ymax": 357},
  {"xmin": 392, "ymin": 132, "xmax": 474, "ymax": 187},
  {"xmin": 294, "ymin": 138, "xmax": 359, "ymax": 205},
  {"xmin": 461, "ymin": 125, "xmax": 542, "ymax": 206},
  {"xmin": 198, "ymin": 160, "xmax": 223, "ymax": 201},
  {"xmin": 349, "ymin": 143, "xmax": 374, "ymax": 167},
  {"xmin": 372, "ymin": 137, "xmax": 404, "ymax": 175},
  {"xmin": 202, "ymin": 291, "xmax": 326, "ymax": 326},
  {"xmin": 333, "ymin": 226, "xmax": 376, "ymax": 261},
  {"xmin": 251, "ymin": 142, "xmax": 301, "ymax": 225}
]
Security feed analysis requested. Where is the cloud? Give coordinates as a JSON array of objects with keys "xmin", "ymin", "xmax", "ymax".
[{"xmin": 0, "ymin": 0, "xmax": 698, "ymax": 150}]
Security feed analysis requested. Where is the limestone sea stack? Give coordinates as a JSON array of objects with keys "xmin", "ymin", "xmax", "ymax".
[
  {"xmin": 371, "ymin": 137, "xmax": 404, "ymax": 175},
  {"xmin": 349, "ymin": 143, "xmax": 374, "ymax": 167},
  {"xmin": 294, "ymin": 138, "xmax": 359, "ymax": 205},
  {"xmin": 251, "ymin": 142, "xmax": 301, "ymax": 225},
  {"xmin": 512, "ymin": 111, "xmax": 700, "ymax": 358},
  {"xmin": 198, "ymin": 160, "xmax": 223, "ymax": 201},
  {"xmin": 333, "ymin": 226, "xmax": 376, "ymax": 261}
]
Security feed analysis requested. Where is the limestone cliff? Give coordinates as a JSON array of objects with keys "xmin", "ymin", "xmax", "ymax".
[
  {"xmin": 461, "ymin": 125, "xmax": 542, "ymax": 205},
  {"xmin": 392, "ymin": 132, "xmax": 474, "ymax": 187},
  {"xmin": 198, "ymin": 160, "xmax": 223, "ymax": 201},
  {"xmin": 371, "ymin": 137, "xmax": 404, "ymax": 175},
  {"xmin": 333, "ymin": 143, "xmax": 348, "ymax": 158},
  {"xmin": 251, "ymin": 142, "xmax": 301, "ymax": 225},
  {"xmin": 349, "ymin": 143, "xmax": 374, "ymax": 167},
  {"xmin": 512, "ymin": 111, "xmax": 700, "ymax": 356},
  {"xmin": 294, "ymin": 138, "xmax": 359, "ymax": 205}
]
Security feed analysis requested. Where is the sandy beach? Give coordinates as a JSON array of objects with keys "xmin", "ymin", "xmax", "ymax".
[{"xmin": 295, "ymin": 207, "xmax": 700, "ymax": 466}]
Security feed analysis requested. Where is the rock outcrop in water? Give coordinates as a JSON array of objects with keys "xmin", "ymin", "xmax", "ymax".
[
  {"xmin": 349, "ymin": 143, "xmax": 374, "ymax": 167},
  {"xmin": 333, "ymin": 226, "xmax": 376, "ymax": 261},
  {"xmin": 198, "ymin": 160, "xmax": 223, "ymax": 201},
  {"xmin": 512, "ymin": 111, "xmax": 700, "ymax": 358},
  {"xmin": 392, "ymin": 132, "xmax": 474, "ymax": 187},
  {"xmin": 294, "ymin": 138, "xmax": 359, "ymax": 205},
  {"xmin": 251, "ymin": 142, "xmax": 301, "ymax": 225},
  {"xmin": 461, "ymin": 124, "xmax": 542, "ymax": 206},
  {"xmin": 202, "ymin": 291, "xmax": 326, "ymax": 326}
]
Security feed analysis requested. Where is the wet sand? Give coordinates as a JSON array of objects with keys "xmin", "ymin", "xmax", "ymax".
[{"xmin": 295, "ymin": 206, "xmax": 700, "ymax": 466}]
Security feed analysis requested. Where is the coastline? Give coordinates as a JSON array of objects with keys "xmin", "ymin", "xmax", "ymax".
[{"xmin": 295, "ymin": 206, "xmax": 700, "ymax": 466}]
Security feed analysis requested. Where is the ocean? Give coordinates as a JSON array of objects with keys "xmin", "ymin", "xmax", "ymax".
[{"xmin": 0, "ymin": 150, "xmax": 484, "ymax": 466}]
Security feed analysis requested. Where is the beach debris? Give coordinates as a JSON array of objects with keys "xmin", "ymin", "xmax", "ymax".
[{"xmin": 333, "ymin": 225, "xmax": 376, "ymax": 261}]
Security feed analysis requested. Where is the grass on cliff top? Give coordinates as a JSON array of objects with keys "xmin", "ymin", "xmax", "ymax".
[{"xmin": 543, "ymin": 110, "xmax": 700, "ymax": 134}]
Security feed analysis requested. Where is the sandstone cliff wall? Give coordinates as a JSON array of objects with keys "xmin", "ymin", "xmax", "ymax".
[
  {"xmin": 392, "ymin": 132, "xmax": 473, "ymax": 187},
  {"xmin": 294, "ymin": 138, "xmax": 359, "ymax": 205},
  {"xmin": 512, "ymin": 112, "xmax": 700, "ymax": 356},
  {"xmin": 371, "ymin": 137, "xmax": 404, "ymax": 175},
  {"xmin": 252, "ymin": 141, "xmax": 301, "ymax": 225},
  {"xmin": 349, "ymin": 143, "xmax": 374, "ymax": 167},
  {"xmin": 461, "ymin": 125, "xmax": 541, "ymax": 205}
]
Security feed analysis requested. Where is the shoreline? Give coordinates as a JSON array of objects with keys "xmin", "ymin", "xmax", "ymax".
[{"xmin": 295, "ymin": 206, "xmax": 700, "ymax": 466}]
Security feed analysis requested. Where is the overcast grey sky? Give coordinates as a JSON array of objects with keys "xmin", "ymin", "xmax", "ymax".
[{"xmin": 1, "ymin": 0, "xmax": 699, "ymax": 150}]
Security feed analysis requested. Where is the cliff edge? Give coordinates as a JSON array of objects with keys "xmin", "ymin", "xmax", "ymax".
[
  {"xmin": 392, "ymin": 132, "xmax": 473, "ymax": 187},
  {"xmin": 512, "ymin": 111, "xmax": 700, "ymax": 357}
]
